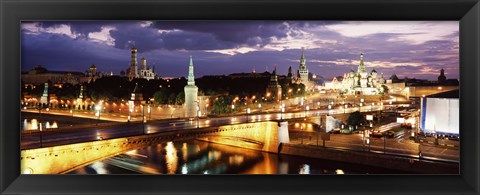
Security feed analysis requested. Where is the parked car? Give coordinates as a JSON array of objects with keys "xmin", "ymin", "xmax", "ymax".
[
  {"xmin": 371, "ymin": 130, "xmax": 384, "ymax": 138},
  {"xmin": 401, "ymin": 123, "xmax": 412, "ymax": 129},
  {"xmin": 384, "ymin": 130, "xmax": 395, "ymax": 138},
  {"xmin": 329, "ymin": 129, "xmax": 341, "ymax": 134}
]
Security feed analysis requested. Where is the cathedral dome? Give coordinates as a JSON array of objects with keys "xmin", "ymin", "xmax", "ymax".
[{"xmin": 349, "ymin": 69, "xmax": 355, "ymax": 77}]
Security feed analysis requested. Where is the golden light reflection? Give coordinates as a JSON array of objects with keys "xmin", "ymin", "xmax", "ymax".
[
  {"xmin": 30, "ymin": 119, "xmax": 38, "ymax": 130},
  {"xmin": 228, "ymin": 155, "xmax": 244, "ymax": 165},
  {"xmin": 335, "ymin": 169, "xmax": 345, "ymax": 174},
  {"xmin": 91, "ymin": 161, "xmax": 108, "ymax": 174},
  {"xmin": 182, "ymin": 142, "xmax": 188, "ymax": 162},
  {"xmin": 51, "ymin": 121, "xmax": 58, "ymax": 128},
  {"xmin": 299, "ymin": 164, "xmax": 310, "ymax": 174},
  {"xmin": 165, "ymin": 142, "xmax": 178, "ymax": 174},
  {"xmin": 207, "ymin": 151, "xmax": 222, "ymax": 161}
]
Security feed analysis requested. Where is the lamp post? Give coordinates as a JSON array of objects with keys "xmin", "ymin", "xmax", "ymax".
[
  {"xmin": 70, "ymin": 109, "xmax": 73, "ymax": 117},
  {"xmin": 360, "ymin": 98, "xmax": 364, "ymax": 112},
  {"xmin": 128, "ymin": 108, "xmax": 132, "ymax": 122},
  {"xmin": 39, "ymin": 122, "xmax": 43, "ymax": 148},
  {"xmin": 196, "ymin": 102, "xmax": 200, "ymax": 128},
  {"xmin": 344, "ymin": 104, "xmax": 348, "ymax": 114},
  {"xmin": 383, "ymin": 132, "xmax": 387, "ymax": 154},
  {"xmin": 281, "ymin": 106, "xmax": 285, "ymax": 120},
  {"xmin": 328, "ymin": 105, "xmax": 332, "ymax": 116},
  {"xmin": 366, "ymin": 137, "xmax": 370, "ymax": 152},
  {"xmin": 142, "ymin": 105, "xmax": 146, "ymax": 134},
  {"xmin": 246, "ymin": 108, "xmax": 251, "ymax": 123},
  {"xmin": 148, "ymin": 105, "xmax": 151, "ymax": 120},
  {"xmin": 95, "ymin": 104, "xmax": 101, "ymax": 126}
]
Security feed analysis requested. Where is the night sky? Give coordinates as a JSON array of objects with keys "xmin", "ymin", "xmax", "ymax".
[{"xmin": 21, "ymin": 21, "xmax": 459, "ymax": 80}]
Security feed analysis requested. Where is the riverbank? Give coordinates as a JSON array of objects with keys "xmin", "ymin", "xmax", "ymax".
[{"xmin": 278, "ymin": 143, "xmax": 458, "ymax": 174}]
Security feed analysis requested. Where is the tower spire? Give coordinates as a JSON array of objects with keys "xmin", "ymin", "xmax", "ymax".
[
  {"xmin": 187, "ymin": 56, "xmax": 195, "ymax": 86},
  {"xmin": 298, "ymin": 47, "xmax": 309, "ymax": 84},
  {"xmin": 301, "ymin": 47, "xmax": 305, "ymax": 59},
  {"xmin": 360, "ymin": 53, "xmax": 364, "ymax": 66},
  {"xmin": 357, "ymin": 53, "xmax": 367, "ymax": 77}
]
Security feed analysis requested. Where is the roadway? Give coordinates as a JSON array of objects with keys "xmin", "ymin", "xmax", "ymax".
[
  {"xmin": 20, "ymin": 104, "xmax": 407, "ymax": 150},
  {"xmin": 21, "ymin": 104, "xmax": 459, "ymax": 163},
  {"xmin": 22, "ymin": 107, "xmax": 349, "ymax": 150},
  {"xmin": 289, "ymin": 130, "xmax": 459, "ymax": 162}
]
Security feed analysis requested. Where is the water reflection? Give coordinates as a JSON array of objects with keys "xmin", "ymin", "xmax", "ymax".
[
  {"xmin": 165, "ymin": 141, "xmax": 178, "ymax": 174},
  {"xmin": 68, "ymin": 140, "xmax": 408, "ymax": 174},
  {"xmin": 21, "ymin": 118, "xmax": 58, "ymax": 130}
]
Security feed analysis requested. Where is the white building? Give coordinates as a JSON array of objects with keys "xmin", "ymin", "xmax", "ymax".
[
  {"xmin": 184, "ymin": 56, "xmax": 199, "ymax": 118},
  {"xmin": 420, "ymin": 90, "xmax": 459, "ymax": 135},
  {"xmin": 325, "ymin": 53, "xmax": 387, "ymax": 95}
]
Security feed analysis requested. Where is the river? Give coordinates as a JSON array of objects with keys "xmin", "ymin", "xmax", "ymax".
[{"xmin": 67, "ymin": 140, "xmax": 407, "ymax": 174}]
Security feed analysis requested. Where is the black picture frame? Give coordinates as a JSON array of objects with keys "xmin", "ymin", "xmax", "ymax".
[{"xmin": 1, "ymin": 0, "xmax": 479, "ymax": 194}]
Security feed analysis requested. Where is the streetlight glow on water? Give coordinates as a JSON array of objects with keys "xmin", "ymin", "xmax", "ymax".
[{"xmin": 68, "ymin": 140, "xmax": 408, "ymax": 175}]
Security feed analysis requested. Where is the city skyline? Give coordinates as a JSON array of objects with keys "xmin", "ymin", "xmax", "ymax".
[{"xmin": 21, "ymin": 21, "xmax": 459, "ymax": 80}]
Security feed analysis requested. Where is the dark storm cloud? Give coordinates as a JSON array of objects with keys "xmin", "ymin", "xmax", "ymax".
[
  {"xmin": 20, "ymin": 21, "xmax": 459, "ymax": 80},
  {"xmin": 27, "ymin": 21, "xmax": 113, "ymax": 37},
  {"xmin": 152, "ymin": 21, "xmax": 287, "ymax": 45},
  {"xmin": 150, "ymin": 21, "xmax": 340, "ymax": 49},
  {"xmin": 21, "ymin": 32, "xmax": 127, "ymax": 73}
]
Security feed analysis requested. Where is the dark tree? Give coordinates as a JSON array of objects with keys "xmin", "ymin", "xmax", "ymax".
[
  {"xmin": 347, "ymin": 111, "xmax": 365, "ymax": 130},
  {"xmin": 153, "ymin": 88, "xmax": 171, "ymax": 104},
  {"xmin": 175, "ymin": 92, "xmax": 185, "ymax": 105},
  {"xmin": 211, "ymin": 95, "xmax": 234, "ymax": 115}
]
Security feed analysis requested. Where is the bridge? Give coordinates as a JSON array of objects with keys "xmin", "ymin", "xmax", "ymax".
[{"xmin": 21, "ymin": 121, "xmax": 290, "ymax": 174}]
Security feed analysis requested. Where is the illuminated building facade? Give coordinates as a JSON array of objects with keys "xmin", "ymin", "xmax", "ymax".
[
  {"xmin": 325, "ymin": 53, "xmax": 387, "ymax": 95},
  {"xmin": 127, "ymin": 47, "xmax": 157, "ymax": 81},
  {"xmin": 266, "ymin": 67, "xmax": 282, "ymax": 101},
  {"xmin": 184, "ymin": 56, "xmax": 199, "ymax": 118}
]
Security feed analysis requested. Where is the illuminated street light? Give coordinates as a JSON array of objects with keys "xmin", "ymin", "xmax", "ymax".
[
  {"xmin": 148, "ymin": 105, "xmax": 151, "ymax": 120},
  {"xmin": 39, "ymin": 122, "xmax": 43, "ymax": 147},
  {"xmin": 246, "ymin": 108, "xmax": 251, "ymax": 122},
  {"xmin": 281, "ymin": 106, "xmax": 285, "ymax": 120},
  {"xmin": 367, "ymin": 138, "xmax": 370, "ymax": 152},
  {"xmin": 142, "ymin": 105, "xmax": 146, "ymax": 134},
  {"xmin": 95, "ymin": 104, "xmax": 101, "ymax": 126},
  {"xmin": 128, "ymin": 108, "xmax": 132, "ymax": 122},
  {"xmin": 196, "ymin": 102, "xmax": 200, "ymax": 128},
  {"xmin": 305, "ymin": 105, "xmax": 309, "ymax": 117}
]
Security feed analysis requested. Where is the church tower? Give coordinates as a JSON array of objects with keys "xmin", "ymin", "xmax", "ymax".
[
  {"xmin": 184, "ymin": 56, "xmax": 199, "ymax": 118},
  {"xmin": 76, "ymin": 85, "xmax": 85, "ymax": 110},
  {"xmin": 128, "ymin": 47, "xmax": 138, "ymax": 80},
  {"xmin": 267, "ymin": 67, "xmax": 282, "ymax": 101},
  {"xmin": 357, "ymin": 53, "xmax": 368, "ymax": 78},
  {"xmin": 141, "ymin": 57, "xmax": 147, "ymax": 70},
  {"xmin": 438, "ymin": 68, "xmax": 447, "ymax": 83},
  {"xmin": 40, "ymin": 82, "xmax": 50, "ymax": 107},
  {"xmin": 298, "ymin": 48, "xmax": 309, "ymax": 85}
]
